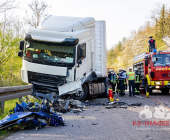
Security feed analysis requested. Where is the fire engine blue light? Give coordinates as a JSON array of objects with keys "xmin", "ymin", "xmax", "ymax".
[
  {"xmin": 153, "ymin": 49, "xmax": 157, "ymax": 53},
  {"xmin": 162, "ymin": 74, "xmax": 165, "ymax": 76}
]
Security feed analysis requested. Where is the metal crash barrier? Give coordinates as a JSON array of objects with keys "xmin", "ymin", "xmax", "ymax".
[{"xmin": 0, "ymin": 85, "xmax": 33, "ymax": 111}]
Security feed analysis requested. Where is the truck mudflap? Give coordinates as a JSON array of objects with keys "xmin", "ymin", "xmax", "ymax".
[{"xmin": 58, "ymin": 80, "xmax": 82, "ymax": 95}]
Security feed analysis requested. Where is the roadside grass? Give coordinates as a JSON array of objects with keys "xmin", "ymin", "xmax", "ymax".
[
  {"xmin": 0, "ymin": 98, "xmax": 20, "ymax": 139},
  {"xmin": 0, "ymin": 98, "xmax": 19, "ymax": 120}
]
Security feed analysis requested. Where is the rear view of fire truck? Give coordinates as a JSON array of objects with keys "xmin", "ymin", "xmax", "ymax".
[{"xmin": 133, "ymin": 50, "xmax": 170, "ymax": 94}]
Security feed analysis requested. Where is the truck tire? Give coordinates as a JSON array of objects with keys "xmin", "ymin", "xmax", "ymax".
[
  {"xmin": 161, "ymin": 88, "xmax": 169, "ymax": 94},
  {"xmin": 74, "ymin": 84, "xmax": 89, "ymax": 101}
]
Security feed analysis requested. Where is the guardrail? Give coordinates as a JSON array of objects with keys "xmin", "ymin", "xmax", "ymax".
[{"xmin": 0, "ymin": 85, "xmax": 33, "ymax": 111}]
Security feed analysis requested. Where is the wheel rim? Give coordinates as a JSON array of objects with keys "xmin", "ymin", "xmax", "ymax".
[{"xmin": 75, "ymin": 87, "xmax": 85, "ymax": 98}]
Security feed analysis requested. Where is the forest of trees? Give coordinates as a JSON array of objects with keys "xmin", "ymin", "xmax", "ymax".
[
  {"xmin": 108, "ymin": 5, "xmax": 170, "ymax": 71},
  {"xmin": 0, "ymin": 0, "xmax": 49, "ymax": 87}
]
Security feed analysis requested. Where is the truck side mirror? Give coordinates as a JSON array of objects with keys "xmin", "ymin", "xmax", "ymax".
[
  {"xmin": 80, "ymin": 48, "xmax": 83, "ymax": 58},
  {"xmin": 156, "ymin": 58, "xmax": 158, "ymax": 61},
  {"xmin": 77, "ymin": 45, "xmax": 83, "ymax": 59},
  {"xmin": 145, "ymin": 59, "xmax": 148, "ymax": 66},
  {"xmin": 18, "ymin": 51, "xmax": 23, "ymax": 57},
  {"xmin": 19, "ymin": 41, "xmax": 24, "ymax": 50},
  {"xmin": 78, "ymin": 59, "xmax": 82, "ymax": 64},
  {"xmin": 77, "ymin": 45, "xmax": 84, "ymax": 64}
]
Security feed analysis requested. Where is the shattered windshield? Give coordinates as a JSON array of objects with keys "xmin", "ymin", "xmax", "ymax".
[
  {"xmin": 24, "ymin": 41, "xmax": 75, "ymax": 66},
  {"xmin": 152, "ymin": 54, "xmax": 170, "ymax": 66}
]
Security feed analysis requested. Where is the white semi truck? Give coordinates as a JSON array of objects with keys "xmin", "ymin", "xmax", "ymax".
[{"xmin": 18, "ymin": 15, "xmax": 108, "ymax": 100}]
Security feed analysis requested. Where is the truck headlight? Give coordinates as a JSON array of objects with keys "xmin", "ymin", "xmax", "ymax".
[
  {"xmin": 155, "ymin": 82, "xmax": 160, "ymax": 85},
  {"xmin": 155, "ymin": 86, "xmax": 160, "ymax": 89}
]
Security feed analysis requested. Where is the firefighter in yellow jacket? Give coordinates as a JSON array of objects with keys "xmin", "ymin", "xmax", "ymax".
[{"xmin": 127, "ymin": 68, "xmax": 135, "ymax": 96}]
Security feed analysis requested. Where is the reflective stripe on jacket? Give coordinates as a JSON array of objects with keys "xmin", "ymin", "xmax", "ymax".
[
  {"xmin": 111, "ymin": 74, "xmax": 117, "ymax": 84},
  {"xmin": 127, "ymin": 72, "xmax": 135, "ymax": 80},
  {"xmin": 135, "ymin": 74, "xmax": 141, "ymax": 83}
]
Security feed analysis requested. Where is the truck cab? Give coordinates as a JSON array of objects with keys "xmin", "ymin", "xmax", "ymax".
[{"xmin": 18, "ymin": 15, "xmax": 108, "ymax": 100}]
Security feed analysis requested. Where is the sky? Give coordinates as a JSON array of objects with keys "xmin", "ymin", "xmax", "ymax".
[{"xmin": 14, "ymin": 0, "xmax": 170, "ymax": 49}]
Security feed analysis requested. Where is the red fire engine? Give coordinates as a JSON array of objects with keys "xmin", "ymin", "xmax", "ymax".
[{"xmin": 133, "ymin": 50, "xmax": 170, "ymax": 94}]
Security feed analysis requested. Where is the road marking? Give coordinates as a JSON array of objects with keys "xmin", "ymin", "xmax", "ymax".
[{"xmin": 135, "ymin": 95, "xmax": 143, "ymax": 98}]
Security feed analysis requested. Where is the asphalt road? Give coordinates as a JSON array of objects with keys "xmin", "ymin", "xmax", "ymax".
[{"xmin": 5, "ymin": 90, "xmax": 170, "ymax": 140}]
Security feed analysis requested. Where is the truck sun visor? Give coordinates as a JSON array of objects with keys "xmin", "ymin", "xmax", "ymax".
[
  {"xmin": 32, "ymin": 35, "xmax": 65, "ymax": 43},
  {"xmin": 25, "ymin": 33, "xmax": 79, "ymax": 46}
]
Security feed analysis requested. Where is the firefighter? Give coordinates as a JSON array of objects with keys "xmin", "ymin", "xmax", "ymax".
[
  {"xmin": 147, "ymin": 36, "xmax": 156, "ymax": 52},
  {"xmin": 127, "ymin": 68, "xmax": 135, "ymax": 96},
  {"xmin": 116, "ymin": 69, "xmax": 121, "ymax": 94},
  {"xmin": 111, "ymin": 70, "xmax": 117, "ymax": 94},
  {"xmin": 108, "ymin": 70, "xmax": 117, "ymax": 94},
  {"xmin": 134, "ymin": 68, "xmax": 141, "ymax": 95},
  {"xmin": 108, "ymin": 69, "xmax": 113, "ymax": 89},
  {"xmin": 123, "ymin": 69, "xmax": 127, "ymax": 95},
  {"xmin": 118, "ymin": 69, "xmax": 126, "ymax": 96}
]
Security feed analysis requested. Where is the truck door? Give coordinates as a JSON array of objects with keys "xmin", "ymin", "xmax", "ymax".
[{"xmin": 76, "ymin": 41, "xmax": 91, "ymax": 81}]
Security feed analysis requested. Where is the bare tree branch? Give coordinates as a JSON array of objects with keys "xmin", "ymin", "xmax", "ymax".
[
  {"xmin": 24, "ymin": 0, "xmax": 49, "ymax": 27},
  {"xmin": 0, "ymin": 0, "xmax": 18, "ymax": 13}
]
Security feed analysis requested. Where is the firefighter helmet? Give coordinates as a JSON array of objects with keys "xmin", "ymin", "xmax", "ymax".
[{"xmin": 134, "ymin": 68, "xmax": 138, "ymax": 71}]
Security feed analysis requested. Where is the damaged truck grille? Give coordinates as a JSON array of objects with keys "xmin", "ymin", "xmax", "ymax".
[{"xmin": 28, "ymin": 71, "xmax": 66, "ymax": 92}]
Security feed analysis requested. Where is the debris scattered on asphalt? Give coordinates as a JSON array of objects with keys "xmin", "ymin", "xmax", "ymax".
[
  {"xmin": 92, "ymin": 123, "xmax": 98, "ymax": 125},
  {"xmin": 130, "ymin": 103, "xmax": 142, "ymax": 106},
  {"xmin": 54, "ymin": 100, "xmax": 86, "ymax": 113},
  {"xmin": 105, "ymin": 101, "xmax": 142, "ymax": 109},
  {"xmin": 0, "ymin": 93, "xmax": 143, "ymax": 132},
  {"xmin": 70, "ymin": 109, "xmax": 82, "ymax": 113}
]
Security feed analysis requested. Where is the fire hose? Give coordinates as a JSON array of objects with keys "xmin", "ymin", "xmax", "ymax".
[{"xmin": 140, "ymin": 87, "xmax": 170, "ymax": 110}]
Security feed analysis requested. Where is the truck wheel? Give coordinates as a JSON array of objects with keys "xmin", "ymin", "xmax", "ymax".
[
  {"xmin": 74, "ymin": 84, "xmax": 89, "ymax": 101},
  {"xmin": 161, "ymin": 88, "xmax": 169, "ymax": 94}
]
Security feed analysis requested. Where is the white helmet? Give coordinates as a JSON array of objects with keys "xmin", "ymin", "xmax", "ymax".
[
  {"xmin": 134, "ymin": 68, "xmax": 138, "ymax": 71},
  {"xmin": 109, "ymin": 69, "xmax": 113, "ymax": 72}
]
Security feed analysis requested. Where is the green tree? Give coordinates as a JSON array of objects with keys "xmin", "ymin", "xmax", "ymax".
[{"xmin": 158, "ymin": 5, "xmax": 166, "ymax": 38}]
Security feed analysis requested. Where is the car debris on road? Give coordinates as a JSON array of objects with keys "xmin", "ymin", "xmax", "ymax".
[
  {"xmin": 0, "ymin": 92, "xmax": 143, "ymax": 133},
  {"xmin": 105, "ymin": 101, "xmax": 142, "ymax": 109}
]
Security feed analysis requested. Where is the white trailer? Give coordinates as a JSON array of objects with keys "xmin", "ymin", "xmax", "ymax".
[{"xmin": 18, "ymin": 15, "xmax": 108, "ymax": 100}]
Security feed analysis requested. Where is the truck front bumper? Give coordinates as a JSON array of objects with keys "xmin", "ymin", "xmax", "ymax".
[{"xmin": 149, "ymin": 81, "xmax": 170, "ymax": 89}]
